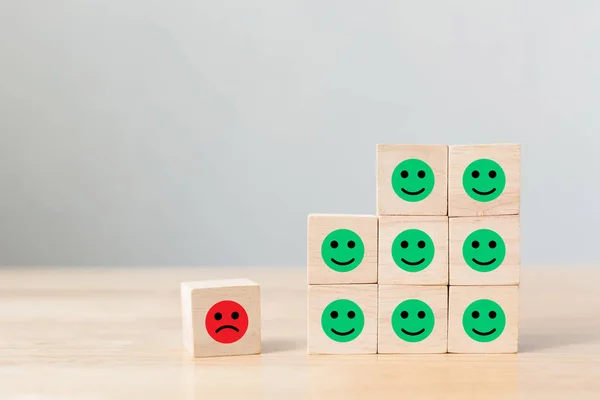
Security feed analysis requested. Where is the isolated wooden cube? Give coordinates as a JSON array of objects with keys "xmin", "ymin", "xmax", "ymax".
[
  {"xmin": 181, "ymin": 279, "xmax": 261, "ymax": 357},
  {"xmin": 378, "ymin": 285, "xmax": 448, "ymax": 353},
  {"xmin": 376, "ymin": 144, "xmax": 448, "ymax": 216},
  {"xmin": 308, "ymin": 284, "xmax": 377, "ymax": 354},
  {"xmin": 448, "ymin": 144, "xmax": 520, "ymax": 217},
  {"xmin": 449, "ymin": 215, "xmax": 520, "ymax": 286},
  {"xmin": 448, "ymin": 285, "xmax": 519, "ymax": 353},
  {"xmin": 307, "ymin": 214, "xmax": 378, "ymax": 285},
  {"xmin": 378, "ymin": 216, "xmax": 448, "ymax": 285}
]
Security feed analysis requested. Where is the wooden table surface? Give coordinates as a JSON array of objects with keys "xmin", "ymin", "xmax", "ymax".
[{"xmin": 0, "ymin": 266, "xmax": 599, "ymax": 399}]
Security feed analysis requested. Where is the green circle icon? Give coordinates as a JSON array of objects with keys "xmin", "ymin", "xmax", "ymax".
[
  {"xmin": 391, "ymin": 299, "xmax": 435, "ymax": 342},
  {"xmin": 391, "ymin": 229, "xmax": 435, "ymax": 272},
  {"xmin": 463, "ymin": 299, "xmax": 506, "ymax": 342},
  {"xmin": 462, "ymin": 229, "xmax": 506, "ymax": 272},
  {"xmin": 391, "ymin": 159, "xmax": 435, "ymax": 202},
  {"xmin": 462, "ymin": 159, "xmax": 506, "ymax": 202},
  {"xmin": 321, "ymin": 229, "xmax": 365, "ymax": 272},
  {"xmin": 321, "ymin": 299, "xmax": 365, "ymax": 342}
]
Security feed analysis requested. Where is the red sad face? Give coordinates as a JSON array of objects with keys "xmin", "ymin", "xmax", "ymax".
[{"xmin": 205, "ymin": 300, "xmax": 249, "ymax": 344}]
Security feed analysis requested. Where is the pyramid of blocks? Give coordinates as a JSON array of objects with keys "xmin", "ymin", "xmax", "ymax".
[{"xmin": 307, "ymin": 144, "xmax": 520, "ymax": 354}]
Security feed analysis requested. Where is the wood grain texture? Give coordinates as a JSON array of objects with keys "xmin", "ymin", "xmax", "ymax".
[
  {"xmin": 448, "ymin": 285, "xmax": 519, "ymax": 353},
  {"xmin": 378, "ymin": 285, "xmax": 448, "ymax": 353},
  {"xmin": 376, "ymin": 144, "xmax": 448, "ymax": 216},
  {"xmin": 307, "ymin": 284, "xmax": 377, "ymax": 354},
  {"xmin": 0, "ymin": 266, "xmax": 599, "ymax": 399},
  {"xmin": 449, "ymin": 215, "xmax": 520, "ymax": 285},
  {"xmin": 378, "ymin": 216, "xmax": 449, "ymax": 285},
  {"xmin": 181, "ymin": 279, "xmax": 261, "ymax": 357},
  {"xmin": 448, "ymin": 144, "xmax": 520, "ymax": 217}
]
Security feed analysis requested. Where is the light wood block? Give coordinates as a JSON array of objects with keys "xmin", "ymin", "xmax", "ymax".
[
  {"xmin": 448, "ymin": 144, "xmax": 520, "ymax": 217},
  {"xmin": 308, "ymin": 284, "xmax": 377, "ymax": 354},
  {"xmin": 378, "ymin": 216, "xmax": 448, "ymax": 285},
  {"xmin": 378, "ymin": 285, "xmax": 448, "ymax": 353},
  {"xmin": 307, "ymin": 214, "xmax": 378, "ymax": 285},
  {"xmin": 376, "ymin": 144, "xmax": 448, "ymax": 216},
  {"xmin": 449, "ymin": 215, "xmax": 520, "ymax": 286},
  {"xmin": 448, "ymin": 285, "xmax": 519, "ymax": 354},
  {"xmin": 181, "ymin": 279, "xmax": 261, "ymax": 357}
]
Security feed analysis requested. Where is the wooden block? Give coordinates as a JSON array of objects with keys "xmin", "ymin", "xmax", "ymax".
[
  {"xmin": 376, "ymin": 144, "xmax": 448, "ymax": 216},
  {"xmin": 448, "ymin": 144, "xmax": 520, "ymax": 217},
  {"xmin": 308, "ymin": 284, "xmax": 377, "ymax": 354},
  {"xmin": 378, "ymin": 216, "xmax": 448, "ymax": 285},
  {"xmin": 448, "ymin": 285, "xmax": 519, "ymax": 353},
  {"xmin": 307, "ymin": 214, "xmax": 378, "ymax": 285},
  {"xmin": 449, "ymin": 215, "xmax": 520, "ymax": 286},
  {"xmin": 181, "ymin": 279, "xmax": 261, "ymax": 357},
  {"xmin": 378, "ymin": 285, "xmax": 448, "ymax": 353}
]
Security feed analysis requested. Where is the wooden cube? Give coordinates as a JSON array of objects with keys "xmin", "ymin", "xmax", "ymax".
[
  {"xmin": 448, "ymin": 144, "xmax": 520, "ymax": 217},
  {"xmin": 449, "ymin": 215, "xmax": 520, "ymax": 286},
  {"xmin": 448, "ymin": 285, "xmax": 519, "ymax": 353},
  {"xmin": 307, "ymin": 214, "xmax": 378, "ymax": 285},
  {"xmin": 376, "ymin": 144, "xmax": 448, "ymax": 216},
  {"xmin": 378, "ymin": 216, "xmax": 448, "ymax": 285},
  {"xmin": 308, "ymin": 284, "xmax": 377, "ymax": 354},
  {"xmin": 378, "ymin": 285, "xmax": 448, "ymax": 353},
  {"xmin": 181, "ymin": 279, "xmax": 261, "ymax": 357}
]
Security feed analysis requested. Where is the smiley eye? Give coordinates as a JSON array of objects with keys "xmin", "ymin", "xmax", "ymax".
[
  {"xmin": 417, "ymin": 170, "xmax": 425, "ymax": 178},
  {"xmin": 472, "ymin": 170, "xmax": 480, "ymax": 178},
  {"xmin": 214, "ymin": 312, "xmax": 223, "ymax": 321},
  {"xmin": 330, "ymin": 310, "xmax": 338, "ymax": 319},
  {"xmin": 472, "ymin": 240, "xmax": 480, "ymax": 249},
  {"xmin": 489, "ymin": 240, "xmax": 497, "ymax": 249},
  {"xmin": 417, "ymin": 240, "xmax": 425, "ymax": 249},
  {"xmin": 330, "ymin": 240, "xmax": 338, "ymax": 249},
  {"xmin": 489, "ymin": 170, "xmax": 497, "ymax": 178},
  {"xmin": 489, "ymin": 311, "xmax": 497, "ymax": 319},
  {"xmin": 418, "ymin": 311, "xmax": 426, "ymax": 319},
  {"xmin": 400, "ymin": 170, "xmax": 408, "ymax": 178},
  {"xmin": 347, "ymin": 240, "xmax": 355, "ymax": 249},
  {"xmin": 400, "ymin": 310, "xmax": 408, "ymax": 319},
  {"xmin": 231, "ymin": 311, "xmax": 239, "ymax": 320},
  {"xmin": 348, "ymin": 310, "xmax": 356, "ymax": 319},
  {"xmin": 472, "ymin": 311, "xmax": 480, "ymax": 319},
  {"xmin": 400, "ymin": 240, "xmax": 409, "ymax": 249}
]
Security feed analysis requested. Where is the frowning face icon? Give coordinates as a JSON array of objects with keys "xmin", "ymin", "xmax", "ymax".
[{"xmin": 205, "ymin": 300, "xmax": 249, "ymax": 344}]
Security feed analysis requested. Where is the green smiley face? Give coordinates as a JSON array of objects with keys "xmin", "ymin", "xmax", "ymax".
[
  {"xmin": 462, "ymin": 229, "xmax": 506, "ymax": 272},
  {"xmin": 463, "ymin": 299, "xmax": 506, "ymax": 342},
  {"xmin": 391, "ymin": 159, "xmax": 435, "ymax": 202},
  {"xmin": 463, "ymin": 159, "xmax": 506, "ymax": 202},
  {"xmin": 321, "ymin": 229, "xmax": 365, "ymax": 272},
  {"xmin": 391, "ymin": 299, "xmax": 435, "ymax": 342},
  {"xmin": 321, "ymin": 299, "xmax": 365, "ymax": 342},
  {"xmin": 391, "ymin": 229, "xmax": 435, "ymax": 272}
]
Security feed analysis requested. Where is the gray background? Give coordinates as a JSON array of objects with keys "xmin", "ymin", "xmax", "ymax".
[{"xmin": 0, "ymin": 1, "xmax": 598, "ymax": 267}]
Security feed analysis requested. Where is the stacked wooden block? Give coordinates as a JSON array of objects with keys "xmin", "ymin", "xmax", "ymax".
[{"xmin": 307, "ymin": 144, "xmax": 520, "ymax": 354}]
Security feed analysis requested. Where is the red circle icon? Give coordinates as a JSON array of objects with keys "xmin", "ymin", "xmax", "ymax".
[{"xmin": 205, "ymin": 300, "xmax": 249, "ymax": 344}]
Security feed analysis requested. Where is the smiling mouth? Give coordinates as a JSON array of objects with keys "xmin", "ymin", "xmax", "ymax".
[
  {"xmin": 472, "ymin": 328, "xmax": 496, "ymax": 336},
  {"xmin": 472, "ymin": 188, "xmax": 496, "ymax": 196},
  {"xmin": 401, "ymin": 188, "xmax": 425, "ymax": 196},
  {"xmin": 331, "ymin": 328, "xmax": 355, "ymax": 336},
  {"xmin": 401, "ymin": 258, "xmax": 425, "ymax": 266},
  {"xmin": 401, "ymin": 328, "xmax": 425, "ymax": 336},
  {"xmin": 331, "ymin": 258, "xmax": 355, "ymax": 266},
  {"xmin": 215, "ymin": 325, "xmax": 240, "ymax": 333},
  {"xmin": 472, "ymin": 258, "xmax": 496, "ymax": 266}
]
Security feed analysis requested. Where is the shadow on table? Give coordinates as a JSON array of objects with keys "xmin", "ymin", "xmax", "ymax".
[
  {"xmin": 519, "ymin": 315, "xmax": 600, "ymax": 352},
  {"xmin": 262, "ymin": 338, "xmax": 304, "ymax": 354}
]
